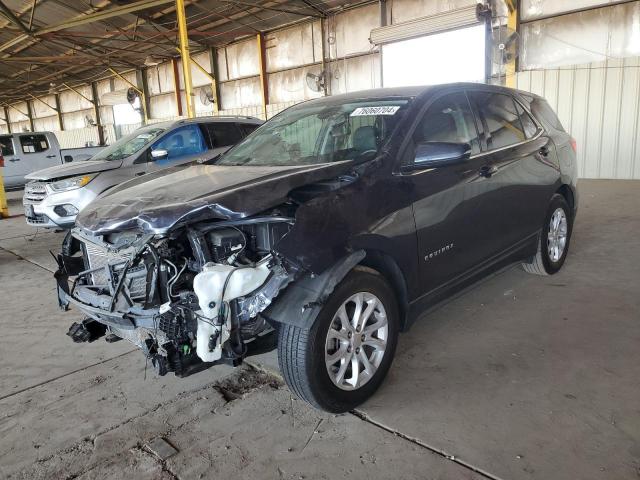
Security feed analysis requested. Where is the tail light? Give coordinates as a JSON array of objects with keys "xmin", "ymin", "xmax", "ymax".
[
  {"xmin": 570, "ymin": 138, "xmax": 577, "ymax": 153},
  {"xmin": 0, "ymin": 154, "xmax": 4, "ymax": 168}
]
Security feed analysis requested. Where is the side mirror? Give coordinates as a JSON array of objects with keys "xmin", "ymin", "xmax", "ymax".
[
  {"xmin": 403, "ymin": 142, "xmax": 471, "ymax": 172},
  {"xmin": 150, "ymin": 149, "xmax": 168, "ymax": 159},
  {"xmin": 64, "ymin": 155, "xmax": 73, "ymax": 163}
]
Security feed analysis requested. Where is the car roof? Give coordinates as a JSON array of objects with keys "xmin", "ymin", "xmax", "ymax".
[
  {"xmin": 170, "ymin": 116, "xmax": 263, "ymax": 128},
  {"xmin": 285, "ymin": 83, "xmax": 544, "ymax": 110}
]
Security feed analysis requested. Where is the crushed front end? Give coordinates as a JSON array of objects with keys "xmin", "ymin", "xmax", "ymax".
[{"xmin": 55, "ymin": 214, "xmax": 296, "ymax": 377}]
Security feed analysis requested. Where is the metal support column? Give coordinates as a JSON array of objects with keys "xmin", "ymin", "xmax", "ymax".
[
  {"xmin": 320, "ymin": 18, "xmax": 329, "ymax": 96},
  {"xmin": 505, "ymin": 0, "xmax": 517, "ymax": 88},
  {"xmin": 54, "ymin": 94, "xmax": 64, "ymax": 131},
  {"xmin": 26, "ymin": 100, "xmax": 35, "ymax": 132},
  {"xmin": 209, "ymin": 47, "xmax": 222, "ymax": 112},
  {"xmin": 3, "ymin": 107, "xmax": 12, "ymax": 133},
  {"xmin": 137, "ymin": 68, "xmax": 152, "ymax": 121},
  {"xmin": 176, "ymin": 0, "xmax": 195, "ymax": 118},
  {"xmin": 0, "ymin": 106, "xmax": 8, "ymax": 217},
  {"xmin": 90, "ymin": 82, "xmax": 106, "ymax": 145},
  {"xmin": 256, "ymin": 32, "xmax": 269, "ymax": 120},
  {"xmin": 171, "ymin": 58, "xmax": 184, "ymax": 117}
]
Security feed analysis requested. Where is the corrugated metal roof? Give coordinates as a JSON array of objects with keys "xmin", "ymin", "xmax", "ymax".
[{"xmin": 0, "ymin": 0, "xmax": 355, "ymax": 105}]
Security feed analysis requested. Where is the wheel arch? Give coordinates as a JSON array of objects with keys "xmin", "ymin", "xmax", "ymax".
[
  {"xmin": 556, "ymin": 184, "xmax": 574, "ymax": 210},
  {"xmin": 358, "ymin": 249, "xmax": 410, "ymax": 332}
]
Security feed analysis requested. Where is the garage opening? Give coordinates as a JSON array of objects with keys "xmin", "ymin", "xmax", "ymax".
[{"xmin": 381, "ymin": 24, "xmax": 486, "ymax": 87}]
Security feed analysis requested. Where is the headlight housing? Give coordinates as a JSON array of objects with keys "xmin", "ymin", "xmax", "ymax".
[{"xmin": 49, "ymin": 174, "xmax": 97, "ymax": 192}]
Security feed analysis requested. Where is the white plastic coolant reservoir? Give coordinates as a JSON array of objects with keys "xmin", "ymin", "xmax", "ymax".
[{"xmin": 193, "ymin": 262, "xmax": 271, "ymax": 362}]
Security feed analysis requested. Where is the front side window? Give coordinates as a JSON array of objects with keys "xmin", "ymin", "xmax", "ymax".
[
  {"xmin": 0, "ymin": 135, "xmax": 14, "ymax": 156},
  {"xmin": 92, "ymin": 127, "xmax": 165, "ymax": 162},
  {"xmin": 151, "ymin": 124, "xmax": 206, "ymax": 162},
  {"xmin": 20, "ymin": 134, "xmax": 49, "ymax": 154},
  {"xmin": 412, "ymin": 92, "xmax": 480, "ymax": 154},
  {"xmin": 204, "ymin": 123, "xmax": 243, "ymax": 148},
  {"xmin": 471, "ymin": 92, "xmax": 526, "ymax": 150},
  {"xmin": 215, "ymin": 99, "xmax": 412, "ymax": 167}
]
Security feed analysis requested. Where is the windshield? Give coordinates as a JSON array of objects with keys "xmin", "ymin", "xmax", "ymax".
[
  {"xmin": 92, "ymin": 126, "xmax": 165, "ymax": 161},
  {"xmin": 215, "ymin": 98, "xmax": 412, "ymax": 167}
]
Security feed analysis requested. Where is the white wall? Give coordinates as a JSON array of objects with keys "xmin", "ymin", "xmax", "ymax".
[{"xmin": 517, "ymin": 57, "xmax": 640, "ymax": 179}]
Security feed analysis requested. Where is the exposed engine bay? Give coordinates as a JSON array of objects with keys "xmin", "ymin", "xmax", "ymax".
[{"xmin": 55, "ymin": 208, "xmax": 298, "ymax": 377}]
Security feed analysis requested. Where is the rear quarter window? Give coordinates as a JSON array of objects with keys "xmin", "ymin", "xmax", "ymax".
[
  {"xmin": 529, "ymin": 98, "xmax": 565, "ymax": 132},
  {"xmin": 203, "ymin": 122, "xmax": 243, "ymax": 147}
]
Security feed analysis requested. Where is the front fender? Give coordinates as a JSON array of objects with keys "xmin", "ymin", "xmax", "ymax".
[{"xmin": 262, "ymin": 250, "xmax": 365, "ymax": 330}]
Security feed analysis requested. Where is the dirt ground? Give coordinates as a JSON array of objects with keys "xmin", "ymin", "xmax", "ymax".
[{"xmin": 1, "ymin": 180, "xmax": 639, "ymax": 479}]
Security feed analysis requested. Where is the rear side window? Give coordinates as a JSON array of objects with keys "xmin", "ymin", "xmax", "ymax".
[
  {"xmin": 515, "ymin": 102, "xmax": 539, "ymax": 139},
  {"xmin": 413, "ymin": 92, "xmax": 481, "ymax": 154},
  {"xmin": 203, "ymin": 122, "xmax": 243, "ymax": 147},
  {"xmin": 530, "ymin": 98, "xmax": 565, "ymax": 132},
  {"xmin": 20, "ymin": 134, "xmax": 49, "ymax": 154},
  {"xmin": 0, "ymin": 136, "xmax": 14, "ymax": 156},
  {"xmin": 471, "ymin": 92, "xmax": 526, "ymax": 150},
  {"xmin": 238, "ymin": 123, "xmax": 259, "ymax": 137}
]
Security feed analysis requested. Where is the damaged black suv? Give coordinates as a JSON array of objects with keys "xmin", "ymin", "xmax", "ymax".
[{"xmin": 55, "ymin": 84, "xmax": 578, "ymax": 413}]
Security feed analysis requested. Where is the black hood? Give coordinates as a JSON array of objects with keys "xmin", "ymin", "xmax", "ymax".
[{"xmin": 76, "ymin": 162, "xmax": 354, "ymax": 235}]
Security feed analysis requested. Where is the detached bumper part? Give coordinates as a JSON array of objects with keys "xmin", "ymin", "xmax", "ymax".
[{"xmin": 67, "ymin": 318, "xmax": 107, "ymax": 343}]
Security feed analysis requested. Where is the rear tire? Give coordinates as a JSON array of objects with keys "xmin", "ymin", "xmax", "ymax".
[
  {"xmin": 277, "ymin": 267, "xmax": 399, "ymax": 413},
  {"xmin": 522, "ymin": 194, "xmax": 572, "ymax": 275}
]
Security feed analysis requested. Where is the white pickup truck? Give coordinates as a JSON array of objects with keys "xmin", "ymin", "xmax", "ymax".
[{"xmin": 0, "ymin": 131, "xmax": 104, "ymax": 189}]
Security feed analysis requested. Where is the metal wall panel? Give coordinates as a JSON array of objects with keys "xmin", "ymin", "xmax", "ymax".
[
  {"xmin": 60, "ymin": 86, "xmax": 93, "ymax": 112},
  {"xmin": 517, "ymin": 58, "xmax": 640, "ymax": 179},
  {"xmin": 521, "ymin": 0, "xmax": 630, "ymax": 21},
  {"xmin": 268, "ymin": 64, "xmax": 325, "ymax": 104},
  {"xmin": 329, "ymin": 4, "xmax": 380, "ymax": 58},
  {"xmin": 31, "ymin": 95, "xmax": 57, "ymax": 118},
  {"xmin": 34, "ymin": 115, "xmax": 59, "ymax": 132}
]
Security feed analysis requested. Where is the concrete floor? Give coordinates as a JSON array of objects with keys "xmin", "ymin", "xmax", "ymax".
[{"xmin": 0, "ymin": 180, "xmax": 638, "ymax": 480}]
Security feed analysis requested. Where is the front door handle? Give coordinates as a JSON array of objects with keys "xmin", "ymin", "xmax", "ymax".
[
  {"xmin": 539, "ymin": 145, "xmax": 550, "ymax": 157},
  {"xmin": 9, "ymin": 157, "xmax": 20, "ymax": 162},
  {"xmin": 46, "ymin": 154, "xmax": 56, "ymax": 158},
  {"xmin": 479, "ymin": 165, "xmax": 497, "ymax": 178},
  {"xmin": 135, "ymin": 172, "xmax": 146, "ymax": 176}
]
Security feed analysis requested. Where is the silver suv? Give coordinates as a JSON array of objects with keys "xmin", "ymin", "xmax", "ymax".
[{"xmin": 23, "ymin": 116, "xmax": 262, "ymax": 228}]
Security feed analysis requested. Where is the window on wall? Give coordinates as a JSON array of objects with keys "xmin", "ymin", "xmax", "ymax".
[
  {"xmin": 20, "ymin": 134, "xmax": 49, "ymax": 153},
  {"xmin": 382, "ymin": 24, "xmax": 486, "ymax": 88}
]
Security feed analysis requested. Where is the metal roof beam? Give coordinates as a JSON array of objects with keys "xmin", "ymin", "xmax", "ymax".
[
  {"xmin": 0, "ymin": 0, "xmax": 31, "ymax": 34},
  {"xmin": 35, "ymin": 0, "xmax": 175, "ymax": 36}
]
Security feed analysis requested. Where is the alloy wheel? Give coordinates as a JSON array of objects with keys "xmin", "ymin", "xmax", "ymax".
[
  {"xmin": 547, "ymin": 207, "xmax": 568, "ymax": 262},
  {"xmin": 324, "ymin": 292, "xmax": 388, "ymax": 391}
]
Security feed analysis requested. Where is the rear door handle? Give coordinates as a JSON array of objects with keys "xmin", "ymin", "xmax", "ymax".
[
  {"xmin": 479, "ymin": 165, "xmax": 497, "ymax": 178},
  {"xmin": 539, "ymin": 146, "xmax": 550, "ymax": 157},
  {"xmin": 9, "ymin": 157, "xmax": 20, "ymax": 162},
  {"xmin": 46, "ymin": 154, "xmax": 57, "ymax": 158},
  {"xmin": 135, "ymin": 172, "xmax": 146, "ymax": 176}
]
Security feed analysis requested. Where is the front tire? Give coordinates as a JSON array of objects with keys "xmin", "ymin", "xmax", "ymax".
[
  {"xmin": 277, "ymin": 267, "xmax": 399, "ymax": 413},
  {"xmin": 522, "ymin": 193, "xmax": 573, "ymax": 275}
]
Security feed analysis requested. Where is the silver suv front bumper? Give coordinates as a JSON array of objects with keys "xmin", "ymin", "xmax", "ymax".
[{"xmin": 23, "ymin": 181, "xmax": 97, "ymax": 228}]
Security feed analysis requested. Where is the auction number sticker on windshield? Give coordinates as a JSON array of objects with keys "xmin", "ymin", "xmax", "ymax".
[{"xmin": 350, "ymin": 106, "xmax": 400, "ymax": 116}]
